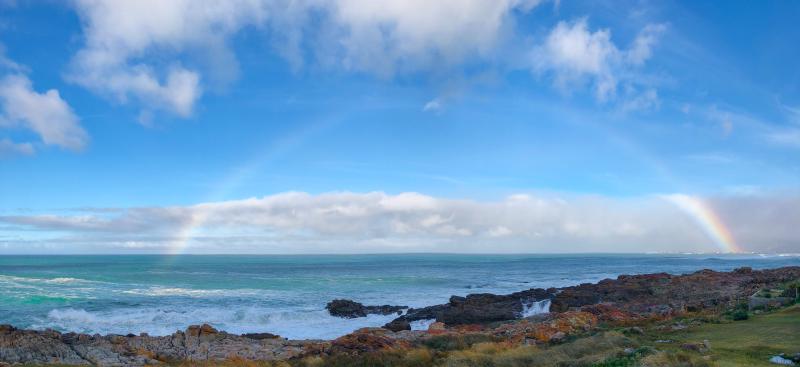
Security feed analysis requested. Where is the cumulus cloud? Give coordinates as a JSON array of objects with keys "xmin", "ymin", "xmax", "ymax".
[
  {"xmin": 63, "ymin": 2, "xmax": 673, "ymax": 117},
  {"xmin": 299, "ymin": 0, "xmax": 539, "ymax": 75},
  {"xmin": 532, "ymin": 18, "xmax": 665, "ymax": 101},
  {"xmin": 65, "ymin": 0, "xmax": 545, "ymax": 118},
  {"xmin": 0, "ymin": 74, "xmax": 87, "ymax": 151},
  {"xmin": 68, "ymin": 0, "xmax": 271, "ymax": 119},
  {"xmin": 1, "ymin": 191, "xmax": 796, "ymax": 254}
]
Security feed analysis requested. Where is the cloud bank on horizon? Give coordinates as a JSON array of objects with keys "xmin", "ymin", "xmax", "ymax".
[
  {"xmin": 1, "ymin": 191, "xmax": 797, "ymax": 254},
  {"xmin": 0, "ymin": 1, "xmax": 798, "ymax": 253}
]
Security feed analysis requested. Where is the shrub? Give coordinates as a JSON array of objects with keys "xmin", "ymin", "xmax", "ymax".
[
  {"xmin": 421, "ymin": 333, "xmax": 498, "ymax": 351},
  {"xmin": 730, "ymin": 309, "xmax": 749, "ymax": 321},
  {"xmin": 639, "ymin": 351, "xmax": 713, "ymax": 367}
]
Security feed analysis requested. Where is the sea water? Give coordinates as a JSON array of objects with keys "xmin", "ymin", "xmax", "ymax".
[{"xmin": 0, "ymin": 254, "xmax": 798, "ymax": 339}]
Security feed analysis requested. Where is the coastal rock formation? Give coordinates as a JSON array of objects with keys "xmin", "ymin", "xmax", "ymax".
[
  {"xmin": 0, "ymin": 323, "xmax": 319, "ymax": 366},
  {"xmin": 326, "ymin": 299, "xmax": 407, "ymax": 318},
  {"xmin": 492, "ymin": 311, "xmax": 598, "ymax": 343},
  {"xmin": 383, "ymin": 266, "xmax": 800, "ymax": 330},
  {"xmin": 329, "ymin": 328, "xmax": 411, "ymax": 355},
  {"xmin": 550, "ymin": 266, "xmax": 800, "ymax": 316},
  {"xmin": 384, "ymin": 287, "xmax": 556, "ymax": 331}
]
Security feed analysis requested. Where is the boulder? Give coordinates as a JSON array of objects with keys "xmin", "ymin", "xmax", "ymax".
[
  {"xmin": 241, "ymin": 332, "xmax": 281, "ymax": 340},
  {"xmin": 384, "ymin": 288, "xmax": 556, "ymax": 330},
  {"xmin": 329, "ymin": 328, "xmax": 410, "ymax": 355},
  {"xmin": 326, "ymin": 299, "xmax": 407, "ymax": 318}
]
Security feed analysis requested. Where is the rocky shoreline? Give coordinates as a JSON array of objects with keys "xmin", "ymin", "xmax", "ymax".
[{"xmin": 1, "ymin": 266, "xmax": 799, "ymax": 366}]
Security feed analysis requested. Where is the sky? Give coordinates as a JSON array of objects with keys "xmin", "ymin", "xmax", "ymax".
[{"xmin": 0, "ymin": 0, "xmax": 798, "ymax": 254}]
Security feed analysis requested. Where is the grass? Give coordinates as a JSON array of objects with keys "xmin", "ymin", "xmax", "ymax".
[{"xmin": 638, "ymin": 304, "xmax": 800, "ymax": 367}]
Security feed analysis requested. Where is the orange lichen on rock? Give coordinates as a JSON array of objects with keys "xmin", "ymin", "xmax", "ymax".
[
  {"xmin": 580, "ymin": 303, "xmax": 641, "ymax": 324},
  {"xmin": 427, "ymin": 322, "xmax": 447, "ymax": 334},
  {"xmin": 329, "ymin": 328, "xmax": 410, "ymax": 355},
  {"xmin": 493, "ymin": 311, "xmax": 598, "ymax": 343}
]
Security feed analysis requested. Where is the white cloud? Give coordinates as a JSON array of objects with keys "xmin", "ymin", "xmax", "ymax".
[
  {"xmin": 66, "ymin": 0, "xmax": 545, "ymax": 117},
  {"xmin": 621, "ymin": 88, "xmax": 659, "ymax": 112},
  {"xmin": 304, "ymin": 0, "xmax": 540, "ymax": 76},
  {"xmin": 423, "ymin": 98, "xmax": 443, "ymax": 113},
  {"xmin": 0, "ymin": 138, "xmax": 34, "ymax": 157},
  {"xmin": 62, "ymin": 2, "xmax": 673, "ymax": 118},
  {"xmin": 0, "ymin": 74, "xmax": 87, "ymax": 151},
  {"xmin": 1, "ymin": 191, "xmax": 796, "ymax": 254},
  {"xmin": 626, "ymin": 24, "xmax": 666, "ymax": 66},
  {"xmin": 0, "ymin": 44, "xmax": 27, "ymax": 73},
  {"xmin": 765, "ymin": 128, "xmax": 800, "ymax": 147},
  {"xmin": 532, "ymin": 18, "xmax": 665, "ymax": 101},
  {"xmin": 68, "ymin": 0, "xmax": 270, "ymax": 118}
]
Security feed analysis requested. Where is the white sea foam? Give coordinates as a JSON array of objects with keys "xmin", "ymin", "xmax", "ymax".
[
  {"xmin": 121, "ymin": 287, "xmax": 266, "ymax": 298},
  {"xmin": 521, "ymin": 299, "xmax": 551, "ymax": 317},
  {"xmin": 409, "ymin": 319, "xmax": 436, "ymax": 331},
  {"xmin": 35, "ymin": 306, "xmax": 402, "ymax": 340},
  {"xmin": 0, "ymin": 275, "xmax": 99, "ymax": 285}
]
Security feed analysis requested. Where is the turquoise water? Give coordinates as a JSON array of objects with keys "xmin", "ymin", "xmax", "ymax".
[{"xmin": 1, "ymin": 254, "xmax": 798, "ymax": 339}]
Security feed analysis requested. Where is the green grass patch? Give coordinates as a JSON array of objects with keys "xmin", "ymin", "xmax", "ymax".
[{"xmin": 641, "ymin": 304, "xmax": 800, "ymax": 367}]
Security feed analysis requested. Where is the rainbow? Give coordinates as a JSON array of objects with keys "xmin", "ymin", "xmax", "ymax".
[
  {"xmin": 665, "ymin": 194, "xmax": 744, "ymax": 253},
  {"xmin": 165, "ymin": 115, "xmax": 343, "ymax": 255}
]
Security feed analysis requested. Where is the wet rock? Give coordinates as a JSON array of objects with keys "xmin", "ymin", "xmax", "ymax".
[
  {"xmin": 385, "ymin": 288, "xmax": 556, "ymax": 330},
  {"xmin": 242, "ymin": 332, "xmax": 281, "ymax": 340},
  {"xmin": 384, "ymin": 319, "xmax": 412, "ymax": 332},
  {"xmin": 326, "ymin": 299, "xmax": 407, "ymax": 318}
]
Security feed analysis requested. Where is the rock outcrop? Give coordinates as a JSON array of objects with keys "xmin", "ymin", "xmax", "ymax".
[
  {"xmin": 329, "ymin": 328, "xmax": 410, "ymax": 355},
  {"xmin": 0, "ymin": 323, "xmax": 320, "ymax": 366},
  {"xmin": 384, "ymin": 288, "xmax": 556, "ymax": 331},
  {"xmin": 550, "ymin": 266, "xmax": 800, "ymax": 316},
  {"xmin": 383, "ymin": 266, "xmax": 800, "ymax": 330},
  {"xmin": 326, "ymin": 299, "xmax": 407, "ymax": 318}
]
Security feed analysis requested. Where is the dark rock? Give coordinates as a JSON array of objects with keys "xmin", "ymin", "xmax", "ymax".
[
  {"xmin": 241, "ymin": 332, "xmax": 281, "ymax": 340},
  {"xmin": 326, "ymin": 299, "xmax": 407, "ymax": 318},
  {"xmin": 550, "ymin": 266, "xmax": 800, "ymax": 317},
  {"xmin": 384, "ymin": 288, "xmax": 555, "ymax": 330},
  {"xmin": 383, "ymin": 318, "xmax": 412, "ymax": 332}
]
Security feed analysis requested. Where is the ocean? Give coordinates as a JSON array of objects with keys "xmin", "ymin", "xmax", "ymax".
[{"xmin": 1, "ymin": 254, "xmax": 798, "ymax": 339}]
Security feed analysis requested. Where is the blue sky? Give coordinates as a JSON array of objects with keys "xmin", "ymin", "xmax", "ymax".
[{"xmin": 0, "ymin": 0, "xmax": 798, "ymax": 254}]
